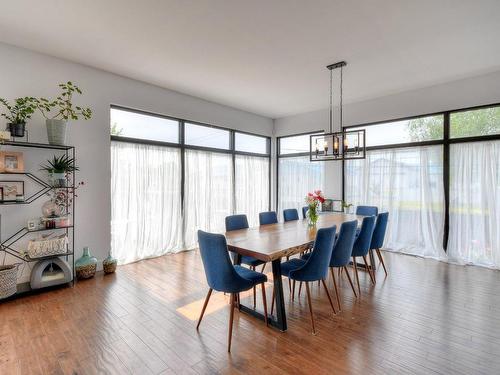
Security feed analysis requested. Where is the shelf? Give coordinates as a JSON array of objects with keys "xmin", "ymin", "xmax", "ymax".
[
  {"xmin": 1, "ymin": 140, "xmax": 74, "ymax": 150},
  {"xmin": 26, "ymin": 226, "xmax": 73, "ymax": 233},
  {"xmin": 23, "ymin": 252, "xmax": 74, "ymax": 262}
]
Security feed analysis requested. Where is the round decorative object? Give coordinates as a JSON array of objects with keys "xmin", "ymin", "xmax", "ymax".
[
  {"xmin": 75, "ymin": 247, "xmax": 98, "ymax": 279},
  {"xmin": 103, "ymin": 253, "xmax": 117, "ymax": 274},
  {"xmin": 42, "ymin": 200, "xmax": 64, "ymax": 218}
]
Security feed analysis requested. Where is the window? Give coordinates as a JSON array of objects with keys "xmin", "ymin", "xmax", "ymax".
[
  {"xmin": 345, "ymin": 146, "xmax": 445, "ymax": 258},
  {"xmin": 110, "ymin": 107, "xmax": 179, "ymax": 143},
  {"xmin": 235, "ymin": 132, "xmax": 268, "ymax": 154},
  {"xmin": 185, "ymin": 123, "xmax": 230, "ymax": 149},
  {"xmin": 235, "ymin": 155, "xmax": 269, "ymax": 227},
  {"xmin": 450, "ymin": 106, "xmax": 500, "ymax": 138},
  {"xmin": 279, "ymin": 132, "xmax": 322, "ymax": 155},
  {"xmin": 349, "ymin": 115, "xmax": 443, "ymax": 147}
]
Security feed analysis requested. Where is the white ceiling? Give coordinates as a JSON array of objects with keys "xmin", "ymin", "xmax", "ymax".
[{"xmin": 1, "ymin": 1, "xmax": 500, "ymax": 119}]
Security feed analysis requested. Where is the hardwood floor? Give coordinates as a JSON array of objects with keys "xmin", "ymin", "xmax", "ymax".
[{"xmin": 1, "ymin": 251, "xmax": 500, "ymax": 374}]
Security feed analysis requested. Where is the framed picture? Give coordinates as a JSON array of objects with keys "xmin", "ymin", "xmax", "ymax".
[
  {"xmin": 322, "ymin": 199, "xmax": 333, "ymax": 212},
  {"xmin": 0, "ymin": 151, "xmax": 24, "ymax": 173},
  {"xmin": 332, "ymin": 199, "xmax": 343, "ymax": 212},
  {"xmin": 0, "ymin": 181, "xmax": 24, "ymax": 201},
  {"xmin": 0, "ymin": 187, "xmax": 3, "ymax": 201}
]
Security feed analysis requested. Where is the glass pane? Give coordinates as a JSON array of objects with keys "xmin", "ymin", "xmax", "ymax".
[
  {"xmin": 183, "ymin": 150, "xmax": 233, "ymax": 249},
  {"xmin": 448, "ymin": 141, "xmax": 500, "ymax": 267},
  {"xmin": 235, "ymin": 132, "xmax": 268, "ymax": 154},
  {"xmin": 450, "ymin": 106, "xmax": 500, "ymax": 138},
  {"xmin": 110, "ymin": 108, "xmax": 179, "ymax": 143},
  {"xmin": 279, "ymin": 133, "xmax": 322, "ymax": 155},
  {"xmin": 345, "ymin": 146, "xmax": 445, "ymax": 258},
  {"xmin": 185, "ymin": 123, "xmax": 230, "ymax": 149},
  {"xmin": 350, "ymin": 115, "xmax": 443, "ymax": 147},
  {"xmin": 278, "ymin": 155, "xmax": 324, "ymax": 218},
  {"xmin": 235, "ymin": 155, "xmax": 269, "ymax": 227}
]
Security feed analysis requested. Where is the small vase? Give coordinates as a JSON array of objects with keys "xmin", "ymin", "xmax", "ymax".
[
  {"xmin": 46, "ymin": 119, "xmax": 68, "ymax": 145},
  {"xmin": 42, "ymin": 200, "xmax": 64, "ymax": 218},
  {"xmin": 75, "ymin": 247, "xmax": 98, "ymax": 279},
  {"xmin": 8, "ymin": 122, "xmax": 26, "ymax": 138},
  {"xmin": 103, "ymin": 253, "xmax": 117, "ymax": 274},
  {"xmin": 49, "ymin": 171, "xmax": 67, "ymax": 187},
  {"xmin": 307, "ymin": 206, "xmax": 318, "ymax": 227}
]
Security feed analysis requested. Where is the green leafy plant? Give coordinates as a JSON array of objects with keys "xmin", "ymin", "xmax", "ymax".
[
  {"xmin": 341, "ymin": 201, "xmax": 353, "ymax": 210},
  {"xmin": 40, "ymin": 154, "xmax": 79, "ymax": 173},
  {"xmin": 36, "ymin": 81, "xmax": 92, "ymax": 121},
  {"xmin": 0, "ymin": 97, "xmax": 37, "ymax": 124}
]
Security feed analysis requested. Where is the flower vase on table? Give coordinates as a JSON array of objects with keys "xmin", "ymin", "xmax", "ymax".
[{"xmin": 305, "ymin": 190, "xmax": 325, "ymax": 227}]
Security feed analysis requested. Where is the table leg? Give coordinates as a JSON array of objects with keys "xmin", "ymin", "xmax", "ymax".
[{"xmin": 271, "ymin": 258, "xmax": 287, "ymax": 331}]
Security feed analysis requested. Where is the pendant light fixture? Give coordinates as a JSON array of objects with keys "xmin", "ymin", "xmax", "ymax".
[{"xmin": 310, "ymin": 61, "xmax": 366, "ymax": 161}]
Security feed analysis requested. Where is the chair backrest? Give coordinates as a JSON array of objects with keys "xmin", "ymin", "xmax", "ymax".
[
  {"xmin": 330, "ymin": 220, "xmax": 358, "ymax": 267},
  {"xmin": 290, "ymin": 225, "xmax": 336, "ymax": 282},
  {"xmin": 197, "ymin": 230, "xmax": 251, "ymax": 292},
  {"xmin": 225, "ymin": 214, "xmax": 249, "ymax": 232},
  {"xmin": 259, "ymin": 211, "xmax": 278, "ymax": 225},
  {"xmin": 351, "ymin": 216, "xmax": 376, "ymax": 257},
  {"xmin": 370, "ymin": 212, "xmax": 389, "ymax": 250},
  {"xmin": 283, "ymin": 208, "xmax": 299, "ymax": 222},
  {"xmin": 356, "ymin": 205, "xmax": 378, "ymax": 216},
  {"xmin": 301, "ymin": 206, "xmax": 308, "ymax": 219}
]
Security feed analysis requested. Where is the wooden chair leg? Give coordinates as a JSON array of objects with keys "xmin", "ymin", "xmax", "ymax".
[
  {"xmin": 353, "ymin": 257, "xmax": 361, "ymax": 295},
  {"xmin": 196, "ymin": 288, "xmax": 213, "ymax": 330},
  {"xmin": 261, "ymin": 263, "xmax": 266, "ymax": 273},
  {"xmin": 252, "ymin": 266, "xmax": 257, "ymax": 309},
  {"xmin": 362, "ymin": 255, "xmax": 376, "ymax": 285},
  {"xmin": 261, "ymin": 283, "xmax": 268, "ymax": 327},
  {"xmin": 292, "ymin": 280, "xmax": 296, "ymax": 301},
  {"xmin": 330, "ymin": 268, "xmax": 341, "ymax": 311},
  {"xmin": 321, "ymin": 279, "xmax": 336, "ymax": 315},
  {"xmin": 376, "ymin": 248, "xmax": 388, "ymax": 276},
  {"xmin": 343, "ymin": 266, "xmax": 357, "ymax": 298},
  {"xmin": 298, "ymin": 281, "xmax": 303, "ymax": 298},
  {"xmin": 228, "ymin": 293, "xmax": 235, "ymax": 352},
  {"xmin": 305, "ymin": 282, "xmax": 316, "ymax": 335}
]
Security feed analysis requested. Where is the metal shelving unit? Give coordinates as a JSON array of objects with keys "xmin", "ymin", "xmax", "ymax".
[{"xmin": 0, "ymin": 141, "xmax": 76, "ymax": 298}]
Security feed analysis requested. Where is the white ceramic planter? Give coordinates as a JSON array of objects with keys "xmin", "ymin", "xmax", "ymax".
[{"xmin": 46, "ymin": 119, "xmax": 68, "ymax": 145}]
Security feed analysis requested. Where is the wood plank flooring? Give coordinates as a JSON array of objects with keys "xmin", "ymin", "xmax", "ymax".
[{"xmin": 1, "ymin": 251, "xmax": 500, "ymax": 374}]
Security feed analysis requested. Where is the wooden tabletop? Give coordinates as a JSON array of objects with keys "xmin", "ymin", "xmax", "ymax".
[{"xmin": 225, "ymin": 212, "xmax": 364, "ymax": 262}]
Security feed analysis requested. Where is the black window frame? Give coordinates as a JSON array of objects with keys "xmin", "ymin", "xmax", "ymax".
[{"xmin": 342, "ymin": 101, "xmax": 500, "ymax": 251}]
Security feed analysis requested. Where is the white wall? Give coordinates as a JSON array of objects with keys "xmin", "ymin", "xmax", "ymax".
[
  {"xmin": 0, "ymin": 42, "xmax": 273, "ymax": 282},
  {"xmin": 274, "ymin": 69, "xmax": 500, "ymax": 199}
]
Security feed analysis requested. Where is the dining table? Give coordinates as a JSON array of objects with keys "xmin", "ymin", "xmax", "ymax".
[{"xmin": 225, "ymin": 212, "xmax": 366, "ymax": 331}]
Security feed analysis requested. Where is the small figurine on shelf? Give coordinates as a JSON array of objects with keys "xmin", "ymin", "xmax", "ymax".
[{"xmin": 103, "ymin": 252, "xmax": 117, "ymax": 274}]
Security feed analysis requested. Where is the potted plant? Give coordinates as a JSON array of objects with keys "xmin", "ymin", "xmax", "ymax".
[
  {"xmin": 342, "ymin": 201, "xmax": 354, "ymax": 214},
  {"xmin": 40, "ymin": 154, "xmax": 79, "ymax": 187},
  {"xmin": 0, "ymin": 97, "xmax": 37, "ymax": 138},
  {"xmin": 35, "ymin": 82, "xmax": 92, "ymax": 145}
]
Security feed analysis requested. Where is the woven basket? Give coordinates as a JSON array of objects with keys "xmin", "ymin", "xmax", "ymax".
[
  {"xmin": 27, "ymin": 235, "xmax": 68, "ymax": 259},
  {"xmin": 0, "ymin": 264, "xmax": 20, "ymax": 299}
]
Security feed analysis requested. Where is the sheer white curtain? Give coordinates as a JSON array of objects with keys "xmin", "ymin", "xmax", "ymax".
[
  {"xmin": 111, "ymin": 141, "xmax": 183, "ymax": 264},
  {"xmin": 184, "ymin": 150, "xmax": 233, "ymax": 249},
  {"xmin": 235, "ymin": 155, "xmax": 269, "ymax": 227},
  {"xmin": 448, "ymin": 141, "xmax": 500, "ymax": 268},
  {"xmin": 278, "ymin": 156, "xmax": 324, "ymax": 217},
  {"xmin": 345, "ymin": 146, "xmax": 445, "ymax": 259}
]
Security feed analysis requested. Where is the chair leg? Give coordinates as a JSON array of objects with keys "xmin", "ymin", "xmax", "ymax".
[
  {"xmin": 270, "ymin": 288, "xmax": 275, "ymax": 316},
  {"xmin": 363, "ymin": 255, "xmax": 376, "ymax": 285},
  {"xmin": 228, "ymin": 293, "xmax": 236, "ymax": 352},
  {"xmin": 330, "ymin": 268, "xmax": 341, "ymax": 311},
  {"xmin": 261, "ymin": 263, "xmax": 266, "ymax": 273},
  {"xmin": 196, "ymin": 288, "xmax": 213, "ymax": 330},
  {"xmin": 261, "ymin": 282, "xmax": 269, "ymax": 327},
  {"xmin": 252, "ymin": 266, "xmax": 257, "ymax": 309},
  {"xmin": 353, "ymin": 257, "xmax": 361, "ymax": 295},
  {"xmin": 321, "ymin": 279, "xmax": 336, "ymax": 315},
  {"xmin": 376, "ymin": 248, "xmax": 388, "ymax": 276},
  {"xmin": 298, "ymin": 281, "xmax": 303, "ymax": 298},
  {"xmin": 343, "ymin": 266, "xmax": 357, "ymax": 298},
  {"xmin": 305, "ymin": 282, "xmax": 316, "ymax": 335},
  {"xmin": 292, "ymin": 280, "xmax": 296, "ymax": 301}
]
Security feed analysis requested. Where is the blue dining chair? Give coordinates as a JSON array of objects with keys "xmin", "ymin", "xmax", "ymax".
[
  {"xmin": 328, "ymin": 220, "xmax": 358, "ymax": 310},
  {"xmin": 259, "ymin": 211, "xmax": 278, "ymax": 225},
  {"xmin": 283, "ymin": 208, "xmax": 299, "ymax": 222},
  {"xmin": 301, "ymin": 206, "xmax": 308, "ymax": 219},
  {"xmin": 351, "ymin": 216, "xmax": 377, "ymax": 295},
  {"xmin": 356, "ymin": 205, "xmax": 378, "ymax": 216},
  {"xmin": 273, "ymin": 225, "xmax": 337, "ymax": 334},
  {"xmin": 197, "ymin": 230, "xmax": 268, "ymax": 352},
  {"xmin": 369, "ymin": 212, "xmax": 389, "ymax": 278},
  {"xmin": 225, "ymin": 214, "xmax": 265, "ymax": 308}
]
